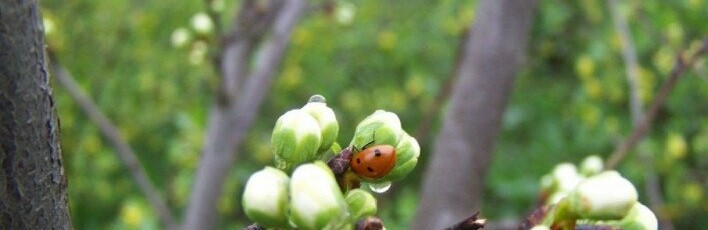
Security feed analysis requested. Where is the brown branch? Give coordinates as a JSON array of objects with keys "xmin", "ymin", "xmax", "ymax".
[
  {"xmin": 48, "ymin": 55, "xmax": 177, "ymax": 230},
  {"xmin": 607, "ymin": 1, "xmax": 675, "ymax": 229},
  {"xmin": 218, "ymin": 0, "xmax": 284, "ymax": 103},
  {"xmin": 444, "ymin": 211, "xmax": 486, "ymax": 230},
  {"xmin": 356, "ymin": 216, "xmax": 385, "ymax": 230},
  {"xmin": 606, "ymin": 38, "xmax": 708, "ymax": 169}
]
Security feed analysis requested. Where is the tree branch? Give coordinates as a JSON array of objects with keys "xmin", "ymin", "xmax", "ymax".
[
  {"xmin": 183, "ymin": 1, "xmax": 307, "ymax": 229},
  {"xmin": 606, "ymin": 38, "xmax": 708, "ymax": 169},
  {"xmin": 218, "ymin": 0, "xmax": 283, "ymax": 103},
  {"xmin": 607, "ymin": 1, "xmax": 675, "ymax": 229},
  {"xmin": 48, "ymin": 56, "xmax": 177, "ymax": 230}
]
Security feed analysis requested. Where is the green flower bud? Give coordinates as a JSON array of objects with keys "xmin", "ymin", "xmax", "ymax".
[
  {"xmin": 370, "ymin": 133, "xmax": 420, "ymax": 183},
  {"xmin": 615, "ymin": 203, "xmax": 658, "ymax": 230},
  {"xmin": 576, "ymin": 203, "xmax": 657, "ymax": 230},
  {"xmin": 242, "ymin": 167, "xmax": 290, "ymax": 228},
  {"xmin": 579, "ymin": 155, "xmax": 603, "ymax": 176},
  {"xmin": 552, "ymin": 163, "xmax": 583, "ymax": 193},
  {"xmin": 345, "ymin": 189, "xmax": 377, "ymax": 221},
  {"xmin": 568, "ymin": 171, "xmax": 638, "ymax": 220},
  {"xmin": 350, "ymin": 110, "xmax": 405, "ymax": 149},
  {"xmin": 289, "ymin": 161, "xmax": 349, "ymax": 229},
  {"xmin": 301, "ymin": 95, "xmax": 339, "ymax": 153},
  {"xmin": 272, "ymin": 109, "xmax": 322, "ymax": 171}
]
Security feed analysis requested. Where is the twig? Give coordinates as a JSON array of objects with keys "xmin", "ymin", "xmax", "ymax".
[
  {"xmin": 356, "ymin": 216, "xmax": 385, "ymax": 230},
  {"xmin": 607, "ymin": 1, "xmax": 675, "ymax": 229},
  {"xmin": 606, "ymin": 38, "xmax": 708, "ymax": 169},
  {"xmin": 444, "ymin": 211, "xmax": 486, "ymax": 230},
  {"xmin": 49, "ymin": 55, "xmax": 177, "ymax": 230}
]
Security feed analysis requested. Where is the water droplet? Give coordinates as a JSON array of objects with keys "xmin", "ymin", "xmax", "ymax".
[{"xmin": 368, "ymin": 181, "xmax": 392, "ymax": 193}]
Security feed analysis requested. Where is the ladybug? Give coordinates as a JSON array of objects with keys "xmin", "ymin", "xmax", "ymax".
[{"xmin": 350, "ymin": 144, "xmax": 396, "ymax": 179}]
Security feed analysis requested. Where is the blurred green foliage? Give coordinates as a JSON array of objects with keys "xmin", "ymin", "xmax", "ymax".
[{"xmin": 42, "ymin": 0, "xmax": 706, "ymax": 229}]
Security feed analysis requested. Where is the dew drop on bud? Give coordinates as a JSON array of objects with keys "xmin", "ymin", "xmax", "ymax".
[
  {"xmin": 368, "ymin": 181, "xmax": 392, "ymax": 193},
  {"xmin": 308, "ymin": 94, "xmax": 326, "ymax": 103}
]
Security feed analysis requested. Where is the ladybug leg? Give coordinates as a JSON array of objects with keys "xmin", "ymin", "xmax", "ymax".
[{"xmin": 361, "ymin": 132, "xmax": 377, "ymax": 150}]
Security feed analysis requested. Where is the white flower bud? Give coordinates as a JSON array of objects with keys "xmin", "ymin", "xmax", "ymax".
[
  {"xmin": 171, "ymin": 27, "xmax": 192, "ymax": 48},
  {"xmin": 552, "ymin": 163, "xmax": 583, "ymax": 192},
  {"xmin": 579, "ymin": 155, "xmax": 603, "ymax": 176},
  {"xmin": 568, "ymin": 171, "xmax": 638, "ymax": 219},
  {"xmin": 301, "ymin": 95, "xmax": 339, "ymax": 153},
  {"xmin": 242, "ymin": 167, "xmax": 290, "ymax": 228},
  {"xmin": 289, "ymin": 162, "xmax": 349, "ymax": 229},
  {"xmin": 191, "ymin": 12, "xmax": 213, "ymax": 34},
  {"xmin": 272, "ymin": 109, "xmax": 322, "ymax": 171},
  {"xmin": 618, "ymin": 203, "xmax": 658, "ymax": 230}
]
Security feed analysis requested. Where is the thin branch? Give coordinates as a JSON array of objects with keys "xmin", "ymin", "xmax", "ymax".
[
  {"xmin": 218, "ymin": 0, "xmax": 283, "ymax": 102},
  {"xmin": 607, "ymin": 1, "xmax": 675, "ymax": 229},
  {"xmin": 606, "ymin": 38, "xmax": 708, "ymax": 169},
  {"xmin": 49, "ymin": 56, "xmax": 177, "ymax": 230},
  {"xmin": 444, "ymin": 211, "xmax": 486, "ymax": 230}
]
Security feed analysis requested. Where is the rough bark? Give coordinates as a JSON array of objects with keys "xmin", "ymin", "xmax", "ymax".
[
  {"xmin": 412, "ymin": 1, "xmax": 537, "ymax": 229},
  {"xmin": 0, "ymin": 0, "xmax": 72, "ymax": 228},
  {"xmin": 182, "ymin": 0, "xmax": 307, "ymax": 229}
]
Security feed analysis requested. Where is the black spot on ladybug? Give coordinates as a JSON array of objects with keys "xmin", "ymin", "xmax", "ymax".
[
  {"xmin": 367, "ymin": 167, "xmax": 374, "ymax": 172},
  {"xmin": 374, "ymin": 149, "xmax": 381, "ymax": 157},
  {"xmin": 356, "ymin": 158, "xmax": 361, "ymax": 164}
]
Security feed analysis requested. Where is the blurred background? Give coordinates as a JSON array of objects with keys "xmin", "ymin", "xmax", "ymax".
[{"xmin": 40, "ymin": 0, "xmax": 707, "ymax": 229}]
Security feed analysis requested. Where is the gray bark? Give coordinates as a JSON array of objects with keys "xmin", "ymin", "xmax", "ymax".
[
  {"xmin": 413, "ymin": 0, "xmax": 537, "ymax": 229},
  {"xmin": 0, "ymin": 0, "xmax": 72, "ymax": 228}
]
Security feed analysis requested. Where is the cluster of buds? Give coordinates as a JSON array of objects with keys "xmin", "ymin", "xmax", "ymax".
[
  {"xmin": 531, "ymin": 156, "xmax": 657, "ymax": 230},
  {"xmin": 243, "ymin": 95, "xmax": 420, "ymax": 229},
  {"xmin": 539, "ymin": 155, "xmax": 604, "ymax": 205},
  {"xmin": 243, "ymin": 162, "xmax": 351, "ymax": 229}
]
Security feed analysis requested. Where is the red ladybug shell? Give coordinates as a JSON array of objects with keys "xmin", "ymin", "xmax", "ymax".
[{"xmin": 350, "ymin": 145, "xmax": 396, "ymax": 179}]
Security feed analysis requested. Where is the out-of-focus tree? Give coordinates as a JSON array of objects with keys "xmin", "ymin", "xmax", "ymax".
[
  {"xmin": 412, "ymin": 0, "xmax": 538, "ymax": 229},
  {"xmin": 0, "ymin": 0, "xmax": 71, "ymax": 228}
]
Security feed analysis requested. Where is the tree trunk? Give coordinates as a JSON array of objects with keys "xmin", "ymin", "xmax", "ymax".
[
  {"xmin": 412, "ymin": 0, "xmax": 537, "ymax": 229},
  {"xmin": 0, "ymin": 0, "xmax": 72, "ymax": 228}
]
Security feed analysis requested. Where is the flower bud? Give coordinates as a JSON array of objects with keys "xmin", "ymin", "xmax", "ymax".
[
  {"xmin": 345, "ymin": 189, "xmax": 377, "ymax": 221},
  {"xmin": 301, "ymin": 95, "xmax": 339, "ymax": 154},
  {"xmin": 372, "ymin": 133, "xmax": 420, "ymax": 183},
  {"xmin": 552, "ymin": 163, "xmax": 583, "ymax": 193},
  {"xmin": 579, "ymin": 155, "xmax": 603, "ymax": 176},
  {"xmin": 289, "ymin": 161, "xmax": 349, "ymax": 229},
  {"xmin": 272, "ymin": 109, "xmax": 322, "ymax": 171},
  {"xmin": 568, "ymin": 171, "xmax": 638, "ymax": 219},
  {"xmin": 350, "ymin": 110, "xmax": 404, "ymax": 149},
  {"xmin": 616, "ymin": 203, "xmax": 658, "ymax": 230},
  {"xmin": 242, "ymin": 167, "xmax": 290, "ymax": 228},
  {"xmin": 191, "ymin": 12, "xmax": 213, "ymax": 34}
]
